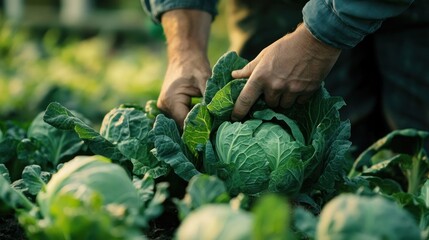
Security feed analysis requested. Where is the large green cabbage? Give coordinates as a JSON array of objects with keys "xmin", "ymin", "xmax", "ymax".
[
  {"xmin": 19, "ymin": 155, "xmax": 148, "ymax": 240},
  {"xmin": 37, "ymin": 155, "xmax": 142, "ymax": 217},
  {"xmin": 148, "ymin": 51, "xmax": 351, "ymax": 209},
  {"xmin": 191, "ymin": 52, "xmax": 349, "ymax": 197}
]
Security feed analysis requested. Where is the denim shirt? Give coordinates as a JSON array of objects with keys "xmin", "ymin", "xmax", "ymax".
[
  {"xmin": 303, "ymin": 0, "xmax": 414, "ymax": 49},
  {"xmin": 141, "ymin": 0, "xmax": 218, "ymax": 23},
  {"xmin": 142, "ymin": 0, "xmax": 414, "ymax": 49}
]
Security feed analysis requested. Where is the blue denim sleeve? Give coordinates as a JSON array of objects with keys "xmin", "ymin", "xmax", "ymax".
[
  {"xmin": 142, "ymin": 0, "xmax": 218, "ymax": 23},
  {"xmin": 302, "ymin": 0, "xmax": 414, "ymax": 49}
]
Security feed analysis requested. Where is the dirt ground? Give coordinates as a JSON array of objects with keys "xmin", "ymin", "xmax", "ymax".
[{"xmin": 0, "ymin": 214, "xmax": 27, "ymax": 240}]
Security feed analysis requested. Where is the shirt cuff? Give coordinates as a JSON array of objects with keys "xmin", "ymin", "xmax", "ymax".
[
  {"xmin": 302, "ymin": 0, "xmax": 382, "ymax": 49},
  {"xmin": 142, "ymin": 0, "xmax": 218, "ymax": 24}
]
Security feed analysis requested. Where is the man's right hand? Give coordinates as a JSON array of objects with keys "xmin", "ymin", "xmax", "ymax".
[
  {"xmin": 157, "ymin": 51, "xmax": 211, "ymax": 128},
  {"xmin": 157, "ymin": 9, "xmax": 212, "ymax": 128}
]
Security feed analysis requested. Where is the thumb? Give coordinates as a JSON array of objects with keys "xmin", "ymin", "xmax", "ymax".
[{"xmin": 231, "ymin": 59, "xmax": 258, "ymax": 79}]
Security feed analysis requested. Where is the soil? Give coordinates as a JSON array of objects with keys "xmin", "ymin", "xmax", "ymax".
[
  {"xmin": 0, "ymin": 210, "xmax": 178, "ymax": 240},
  {"xmin": 0, "ymin": 214, "xmax": 27, "ymax": 240}
]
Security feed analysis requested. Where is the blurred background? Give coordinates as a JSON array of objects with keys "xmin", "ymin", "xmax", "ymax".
[{"xmin": 0, "ymin": 0, "xmax": 228, "ymax": 124}]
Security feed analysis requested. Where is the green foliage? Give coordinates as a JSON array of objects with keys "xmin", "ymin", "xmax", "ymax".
[
  {"xmin": 3, "ymin": 49, "xmax": 429, "ymax": 239},
  {"xmin": 44, "ymin": 102, "xmax": 125, "ymax": 161},
  {"xmin": 252, "ymin": 194, "xmax": 295, "ymax": 240},
  {"xmin": 44, "ymin": 102, "xmax": 170, "ymax": 178},
  {"xmin": 0, "ymin": 24, "xmax": 164, "ymax": 122},
  {"xmin": 0, "ymin": 171, "xmax": 35, "ymax": 212},
  {"xmin": 149, "ymin": 114, "xmax": 200, "ymax": 180},
  {"xmin": 21, "ymin": 112, "xmax": 84, "ymax": 169},
  {"xmin": 349, "ymin": 129, "xmax": 429, "ymax": 195},
  {"xmin": 174, "ymin": 174, "xmax": 230, "ymax": 220}
]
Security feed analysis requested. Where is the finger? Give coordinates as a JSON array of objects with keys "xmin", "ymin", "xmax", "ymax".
[
  {"xmin": 170, "ymin": 103, "xmax": 190, "ymax": 129},
  {"xmin": 231, "ymin": 59, "xmax": 258, "ymax": 79},
  {"xmin": 231, "ymin": 80, "xmax": 263, "ymax": 121},
  {"xmin": 157, "ymin": 98, "xmax": 189, "ymax": 129},
  {"xmin": 279, "ymin": 92, "xmax": 299, "ymax": 109},
  {"xmin": 296, "ymin": 93, "xmax": 314, "ymax": 104},
  {"xmin": 263, "ymin": 90, "xmax": 281, "ymax": 109},
  {"xmin": 196, "ymin": 72, "xmax": 210, "ymax": 94},
  {"xmin": 198, "ymin": 80, "xmax": 207, "ymax": 94}
]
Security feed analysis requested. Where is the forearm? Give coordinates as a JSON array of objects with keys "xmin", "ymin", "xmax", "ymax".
[
  {"xmin": 161, "ymin": 9, "xmax": 212, "ymax": 62},
  {"xmin": 303, "ymin": 0, "xmax": 414, "ymax": 49}
]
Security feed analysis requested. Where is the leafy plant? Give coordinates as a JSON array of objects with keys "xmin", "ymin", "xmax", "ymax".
[
  {"xmin": 175, "ymin": 193, "xmax": 294, "ymax": 240},
  {"xmin": 149, "ymin": 51, "xmax": 351, "ymax": 211},
  {"xmin": 1, "ymin": 155, "xmax": 168, "ymax": 239},
  {"xmin": 346, "ymin": 129, "xmax": 429, "ymax": 238},
  {"xmin": 43, "ymin": 102, "xmax": 169, "ymax": 178},
  {"xmin": 316, "ymin": 193, "xmax": 421, "ymax": 240}
]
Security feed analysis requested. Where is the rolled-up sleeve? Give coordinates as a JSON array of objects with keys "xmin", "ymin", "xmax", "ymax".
[
  {"xmin": 142, "ymin": 0, "xmax": 218, "ymax": 23},
  {"xmin": 303, "ymin": 0, "xmax": 414, "ymax": 49}
]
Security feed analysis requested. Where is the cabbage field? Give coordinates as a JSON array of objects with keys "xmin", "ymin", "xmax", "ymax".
[{"xmin": 1, "ymin": 50, "xmax": 429, "ymax": 240}]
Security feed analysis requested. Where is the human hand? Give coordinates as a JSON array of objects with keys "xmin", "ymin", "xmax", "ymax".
[
  {"xmin": 231, "ymin": 23, "xmax": 341, "ymax": 121},
  {"xmin": 157, "ymin": 9, "xmax": 212, "ymax": 128},
  {"xmin": 157, "ymin": 52, "xmax": 211, "ymax": 128}
]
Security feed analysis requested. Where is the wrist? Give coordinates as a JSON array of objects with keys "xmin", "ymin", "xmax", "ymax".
[
  {"xmin": 161, "ymin": 9, "xmax": 212, "ymax": 60},
  {"xmin": 297, "ymin": 23, "xmax": 341, "ymax": 59}
]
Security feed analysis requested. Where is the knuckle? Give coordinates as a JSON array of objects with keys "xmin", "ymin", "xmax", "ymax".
[
  {"xmin": 287, "ymin": 82, "xmax": 303, "ymax": 93},
  {"xmin": 269, "ymin": 81, "xmax": 285, "ymax": 92}
]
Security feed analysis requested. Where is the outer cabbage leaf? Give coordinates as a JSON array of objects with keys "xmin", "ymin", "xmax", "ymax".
[
  {"xmin": 206, "ymin": 79, "xmax": 247, "ymax": 121},
  {"xmin": 280, "ymin": 87, "xmax": 351, "ymax": 194},
  {"xmin": 44, "ymin": 102, "xmax": 125, "ymax": 161},
  {"xmin": 0, "ymin": 172, "xmax": 34, "ymax": 212},
  {"xmin": 19, "ymin": 112, "xmax": 83, "ymax": 169},
  {"xmin": 204, "ymin": 51, "xmax": 248, "ymax": 104},
  {"xmin": 174, "ymin": 174, "xmax": 230, "ymax": 219},
  {"xmin": 149, "ymin": 114, "xmax": 200, "ymax": 181},
  {"xmin": 182, "ymin": 104, "xmax": 213, "ymax": 158},
  {"xmin": 133, "ymin": 174, "xmax": 169, "ymax": 223},
  {"xmin": 21, "ymin": 165, "xmax": 51, "ymax": 196}
]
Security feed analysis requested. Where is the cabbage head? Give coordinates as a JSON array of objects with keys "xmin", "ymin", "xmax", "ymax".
[
  {"xmin": 183, "ymin": 52, "xmax": 350, "ymax": 198},
  {"xmin": 175, "ymin": 204, "xmax": 252, "ymax": 240},
  {"xmin": 37, "ymin": 155, "xmax": 142, "ymax": 216},
  {"xmin": 317, "ymin": 194, "xmax": 421, "ymax": 240}
]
